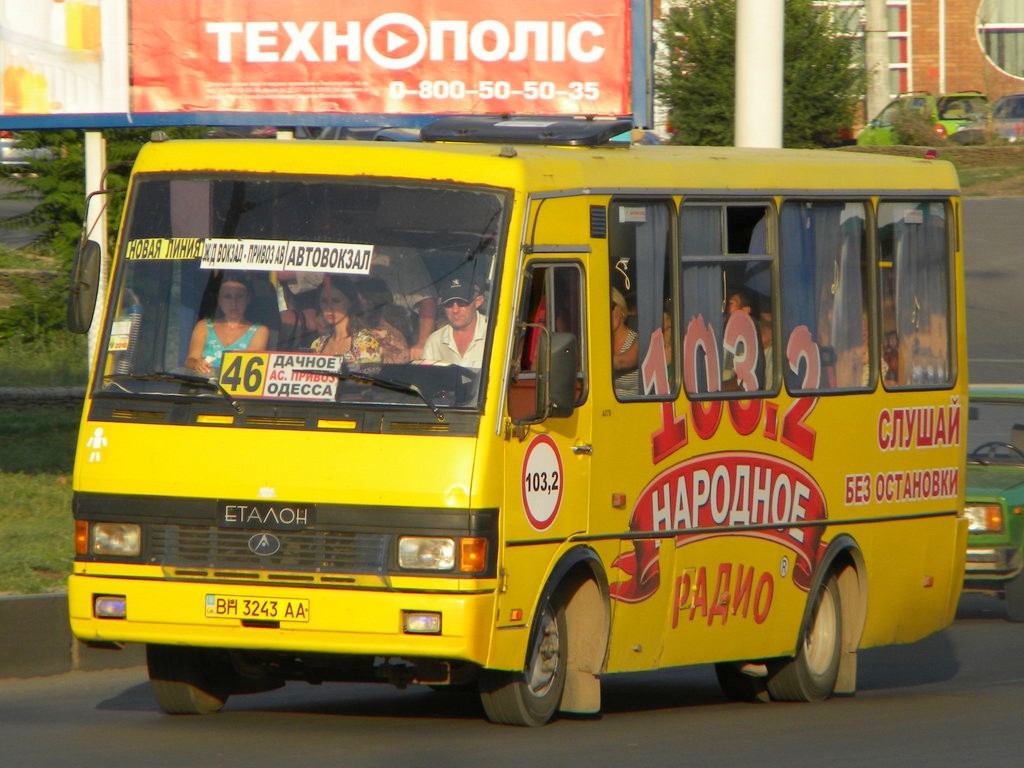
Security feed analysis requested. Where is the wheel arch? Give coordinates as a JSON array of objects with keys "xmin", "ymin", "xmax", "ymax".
[
  {"xmin": 795, "ymin": 534, "xmax": 867, "ymax": 695},
  {"xmin": 530, "ymin": 544, "xmax": 611, "ymax": 715}
]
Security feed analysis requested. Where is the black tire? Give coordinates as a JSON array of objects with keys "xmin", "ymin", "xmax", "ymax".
[
  {"xmin": 146, "ymin": 645, "xmax": 231, "ymax": 715},
  {"xmin": 479, "ymin": 599, "xmax": 567, "ymax": 726},
  {"xmin": 1004, "ymin": 569, "xmax": 1024, "ymax": 622},
  {"xmin": 766, "ymin": 574, "xmax": 842, "ymax": 702},
  {"xmin": 715, "ymin": 662, "xmax": 769, "ymax": 703}
]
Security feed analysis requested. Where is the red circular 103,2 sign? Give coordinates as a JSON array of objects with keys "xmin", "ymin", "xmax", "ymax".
[{"xmin": 521, "ymin": 434, "xmax": 564, "ymax": 531}]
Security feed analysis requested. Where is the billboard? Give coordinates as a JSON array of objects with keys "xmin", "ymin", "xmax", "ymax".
[{"xmin": 0, "ymin": 0, "xmax": 643, "ymax": 128}]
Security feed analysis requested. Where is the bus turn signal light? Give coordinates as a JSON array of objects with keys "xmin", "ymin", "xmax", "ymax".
[{"xmin": 460, "ymin": 538, "xmax": 488, "ymax": 573}]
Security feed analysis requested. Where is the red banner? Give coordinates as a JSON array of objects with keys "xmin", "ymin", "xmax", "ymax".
[
  {"xmin": 129, "ymin": 0, "xmax": 631, "ymax": 116},
  {"xmin": 611, "ymin": 452, "xmax": 829, "ymax": 603}
]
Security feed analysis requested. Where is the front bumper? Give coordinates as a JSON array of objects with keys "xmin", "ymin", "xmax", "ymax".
[
  {"xmin": 69, "ymin": 571, "xmax": 497, "ymax": 665},
  {"xmin": 963, "ymin": 545, "xmax": 1022, "ymax": 589}
]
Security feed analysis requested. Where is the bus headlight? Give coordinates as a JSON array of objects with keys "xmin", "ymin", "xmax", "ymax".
[
  {"xmin": 398, "ymin": 537, "xmax": 455, "ymax": 570},
  {"xmin": 964, "ymin": 504, "xmax": 1003, "ymax": 533},
  {"xmin": 91, "ymin": 523, "xmax": 142, "ymax": 557}
]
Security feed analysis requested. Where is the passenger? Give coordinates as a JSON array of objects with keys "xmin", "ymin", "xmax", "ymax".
[
  {"xmin": 611, "ymin": 288, "xmax": 639, "ymax": 397},
  {"xmin": 370, "ymin": 248, "xmax": 439, "ymax": 359},
  {"xmin": 309, "ymin": 277, "xmax": 382, "ymax": 363},
  {"xmin": 185, "ymin": 273, "xmax": 269, "ymax": 376},
  {"xmin": 355, "ymin": 276, "xmax": 411, "ymax": 364},
  {"xmin": 421, "ymin": 268, "xmax": 487, "ymax": 368},
  {"xmin": 722, "ymin": 288, "xmax": 754, "ymax": 387},
  {"xmin": 275, "ymin": 271, "xmax": 324, "ymax": 349}
]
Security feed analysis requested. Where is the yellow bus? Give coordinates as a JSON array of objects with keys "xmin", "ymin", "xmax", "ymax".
[{"xmin": 67, "ymin": 117, "xmax": 967, "ymax": 725}]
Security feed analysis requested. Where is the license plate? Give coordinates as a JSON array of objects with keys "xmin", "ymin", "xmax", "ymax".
[{"xmin": 205, "ymin": 594, "xmax": 310, "ymax": 622}]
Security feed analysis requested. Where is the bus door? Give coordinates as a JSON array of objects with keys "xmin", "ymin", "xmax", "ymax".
[
  {"xmin": 499, "ymin": 256, "xmax": 592, "ymax": 630},
  {"xmin": 590, "ymin": 198, "xmax": 679, "ymax": 671}
]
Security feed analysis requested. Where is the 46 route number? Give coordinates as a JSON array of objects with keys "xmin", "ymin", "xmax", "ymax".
[{"xmin": 220, "ymin": 353, "xmax": 266, "ymax": 395}]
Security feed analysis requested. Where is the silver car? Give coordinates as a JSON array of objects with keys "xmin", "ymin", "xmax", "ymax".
[
  {"xmin": 0, "ymin": 130, "xmax": 53, "ymax": 167},
  {"xmin": 988, "ymin": 94, "xmax": 1024, "ymax": 143}
]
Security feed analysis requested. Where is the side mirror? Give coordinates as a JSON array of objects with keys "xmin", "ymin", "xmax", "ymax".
[
  {"xmin": 67, "ymin": 239, "xmax": 102, "ymax": 333},
  {"xmin": 547, "ymin": 332, "xmax": 577, "ymax": 418}
]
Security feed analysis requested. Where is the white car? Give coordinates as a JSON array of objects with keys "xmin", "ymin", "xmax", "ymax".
[{"xmin": 0, "ymin": 130, "xmax": 53, "ymax": 167}]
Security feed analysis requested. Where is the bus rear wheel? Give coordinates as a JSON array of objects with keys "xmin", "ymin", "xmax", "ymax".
[
  {"xmin": 479, "ymin": 599, "xmax": 567, "ymax": 726},
  {"xmin": 146, "ymin": 644, "xmax": 231, "ymax": 714},
  {"xmin": 766, "ymin": 574, "xmax": 842, "ymax": 702}
]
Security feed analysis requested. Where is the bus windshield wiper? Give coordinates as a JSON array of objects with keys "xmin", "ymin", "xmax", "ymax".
[
  {"xmin": 103, "ymin": 372, "xmax": 243, "ymax": 413},
  {"xmin": 295, "ymin": 367, "xmax": 445, "ymax": 423}
]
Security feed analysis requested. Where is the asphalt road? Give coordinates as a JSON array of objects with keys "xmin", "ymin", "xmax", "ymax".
[
  {"xmin": 963, "ymin": 198, "xmax": 1024, "ymax": 382},
  {"xmin": 0, "ymin": 593, "xmax": 1019, "ymax": 768}
]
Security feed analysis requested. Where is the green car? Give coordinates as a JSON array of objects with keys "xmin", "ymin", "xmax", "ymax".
[
  {"xmin": 965, "ymin": 384, "xmax": 1024, "ymax": 620},
  {"xmin": 857, "ymin": 91, "xmax": 988, "ymax": 145}
]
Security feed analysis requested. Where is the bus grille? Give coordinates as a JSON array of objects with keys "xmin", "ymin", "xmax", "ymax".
[{"xmin": 148, "ymin": 525, "xmax": 389, "ymax": 575}]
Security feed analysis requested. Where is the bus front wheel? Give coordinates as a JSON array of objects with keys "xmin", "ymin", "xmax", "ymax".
[
  {"xmin": 479, "ymin": 599, "xmax": 567, "ymax": 726},
  {"xmin": 146, "ymin": 644, "xmax": 231, "ymax": 714},
  {"xmin": 766, "ymin": 574, "xmax": 842, "ymax": 702}
]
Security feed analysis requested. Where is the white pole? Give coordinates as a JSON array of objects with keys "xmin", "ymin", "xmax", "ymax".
[
  {"xmin": 865, "ymin": 0, "xmax": 891, "ymax": 120},
  {"xmin": 84, "ymin": 130, "xmax": 108, "ymax": 364},
  {"xmin": 735, "ymin": 0, "xmax": 784, "ymax": 148},
  {"xmin": 938, "ymin": 0, "xmax": 946, "ymax": 93}
]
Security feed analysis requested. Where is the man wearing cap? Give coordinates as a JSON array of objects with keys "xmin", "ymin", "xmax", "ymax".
[{"xmin": 421, "ymin": 268, "xmax": 488, "ymax": 368}]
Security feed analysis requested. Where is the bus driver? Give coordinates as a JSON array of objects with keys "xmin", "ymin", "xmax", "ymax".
[{"xmin": 421, "ymin": 268, "xmax": 488, "ymax": 368}]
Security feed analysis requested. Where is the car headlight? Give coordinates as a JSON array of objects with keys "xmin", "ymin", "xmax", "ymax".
[
  {"xmin": 397, "ymin": 536, "xmax": 488, "ymax": 573},
  {"xmin": 399, "ymin": 537, "xmax": 455, "ymax": 570},
  {"xmin": 90, "ymin": 523, "xmax": 142, "ymax": 556},
  {"xmin": 964, "ymin": 503, "xmax": 1003, "ymax": 533}
]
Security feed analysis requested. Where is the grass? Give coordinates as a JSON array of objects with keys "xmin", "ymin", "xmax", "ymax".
[
  {"xmin": 0, "ymin": 247, "xmax": 50, "ymax": 270},
  {"xmin": 0, "ymin": 334, "xmax": 88, "ymax": 387},
  {"xmin": 840, "ymin": 143, "xmax": 1024, "ymax": 197},
  {"xmin": 0, "ymin": 404, "xmax": 80, "ymax": 594}
]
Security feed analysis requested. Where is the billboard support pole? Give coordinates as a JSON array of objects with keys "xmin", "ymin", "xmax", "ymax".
[
  {"xmin": 735, "ymin": 0, "xmax": 784, "ymax": 148},
  {"xmin": 630, "ymin": 0, "xmax": 653, "ymax": 127}
]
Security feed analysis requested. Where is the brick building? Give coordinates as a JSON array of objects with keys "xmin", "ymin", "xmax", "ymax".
[
  {"xmin": 658, "ymin": 1, "xmax": 1024, "ymax": 104},
  {"xmin": 843, "ymin": 0, "xmax": 1024, "ymax": 101}
]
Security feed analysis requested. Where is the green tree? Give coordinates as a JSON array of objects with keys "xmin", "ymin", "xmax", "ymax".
[
  {"xmin": 658, "ymin": 0, "xmax": 864, "ymax": 148},
  {"xmin": 0, "ymin": 128, "xmax": 201, "ymax": 342}
]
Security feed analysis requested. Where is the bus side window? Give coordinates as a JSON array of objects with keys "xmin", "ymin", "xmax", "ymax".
[
  {"xmin": 780, "ymin": 201, "xmax": 870, "ymax": 393},
  {"xmin": 508, "ymin": 263, "xmax": 587, "ymax": 421},
  {"xmin": 680, "ymin": 202, "xmax": 772, "ymax": 396},
  {"xmin": 608, "ymin": 199, "xmax": 676, "ymax": 400},
  {"xmin": 878, "ymin": 201, "xmax": 952, "ymax": 388}
]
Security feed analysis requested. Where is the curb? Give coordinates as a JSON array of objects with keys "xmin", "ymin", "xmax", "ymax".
[
  {"xmin": 0, "ymin": 593, "xmax": 144, "ymax": 678},
  {"xmin": 0, "ymin": 387, "xmax": 85, "ymax": 406}
]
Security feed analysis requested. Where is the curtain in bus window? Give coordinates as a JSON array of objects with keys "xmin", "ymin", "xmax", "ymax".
[
  {"xmin": 742, "ymin": 216, "xmax": 770, "ymax": 295},
  {"xmin": 811, "ymin": 204, "xmax": 842, "ymax": 389},
  {"xmin": 781, "ymin": 202, "xmax": 866, "ymax": 392},
  {"xmin": 780, "ymin": 203, "xmax": 819, "ymax": 389},
  {"xmin": 924, "ymin": 206, "xmax": 951, "ymax": 383},
  {"xmin": 681, "ymin": 206, "xmax": 723, "ymax": 393},
  {"xmin": 892, "ymin": 203, "xmax": 950, "ymax": 385},
  {"xmin": 831, "ymin": 208, "xmax": 867, "ymax": 388},
  {"xmin": 633, "ymin": 204, "xmax": 668, "ymax": 391}
]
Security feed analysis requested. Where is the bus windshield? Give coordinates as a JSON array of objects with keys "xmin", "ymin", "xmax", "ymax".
[{"xmin": 95, "ymin": 175, "xmax": 507, "ymax": 412}]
